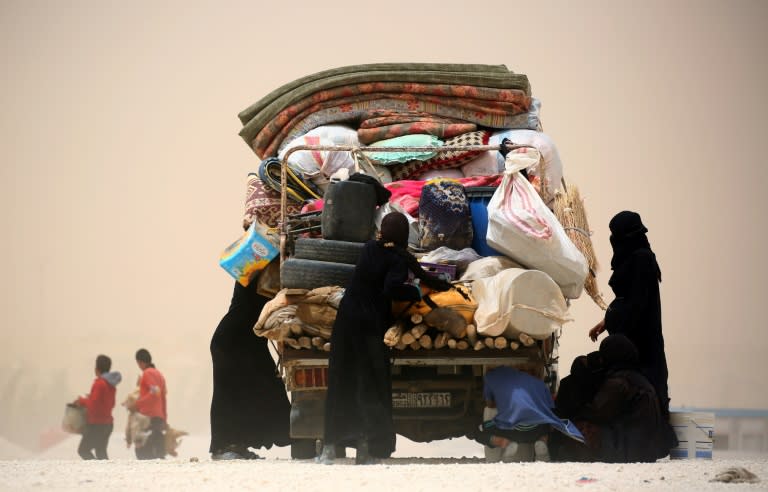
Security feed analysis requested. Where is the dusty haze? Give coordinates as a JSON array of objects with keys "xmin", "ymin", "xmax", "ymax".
[{"xmin": 1, "ymin": 0, "xmax": 766, "ymax": 454}]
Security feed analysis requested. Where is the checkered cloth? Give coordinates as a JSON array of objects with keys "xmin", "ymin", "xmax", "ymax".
[
  {"xmin": 390, "ymin": 130, "xmax": 490, "ymax": 181},
  {"xmin": 243, "ymin": 173, "xmax": 301, "ymax": 229}
]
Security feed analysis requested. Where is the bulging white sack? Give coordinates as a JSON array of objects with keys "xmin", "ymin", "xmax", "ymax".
[
  {"xmin": 471, "ymin": 268, "xmax": 570, "ymax": 339},
  {"xmin": 486, "ymin": 149, "xmax": 588, "ymax": 299}
]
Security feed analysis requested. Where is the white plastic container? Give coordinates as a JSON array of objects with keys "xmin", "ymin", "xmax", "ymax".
[{"xmin": 670, "ymin": 411, "xmax": 714, "ymax": 459}]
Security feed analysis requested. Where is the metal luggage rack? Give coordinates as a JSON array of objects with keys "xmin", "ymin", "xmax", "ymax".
[{"xmin": 277, "ymin": 141, "xmax": 530, "ymax": 262}]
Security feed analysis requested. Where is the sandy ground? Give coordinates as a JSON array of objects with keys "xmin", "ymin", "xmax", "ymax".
[{"xmin": 0, "ymin": 435, "xmax": 765, "ymax": 492}]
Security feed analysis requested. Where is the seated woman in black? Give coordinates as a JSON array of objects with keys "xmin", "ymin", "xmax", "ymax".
[
  {"xmin": 576, "ymin": 334, "xmax": 673, "ymax": 462},
  {"xmin": 318, "ymin": 211, "xmax": 452, "ymax": 465}
]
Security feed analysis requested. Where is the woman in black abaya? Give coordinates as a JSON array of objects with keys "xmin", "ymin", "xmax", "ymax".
[
  {"xmin": 588, "ymin": 211, "xmax": 671, "ymax": 415},
  {"xmin": 209, "ymin": 281, "xmax": 291, "ymax": 459},
  {"xmin": 318, "ymin": 212, "xmax": 451, "ymax": 465}
]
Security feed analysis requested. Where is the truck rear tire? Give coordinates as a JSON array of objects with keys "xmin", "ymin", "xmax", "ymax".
[
  {"xmin": 290, "ymin": 439, "xmax": 318, "ymax": 460},
  {"xmin": 293, "ymin": 238, "xmax": 364, "ymax": 265},
  {"xmin": 281, "ymin": 258, "xmax": 355, "ymax": 290}
]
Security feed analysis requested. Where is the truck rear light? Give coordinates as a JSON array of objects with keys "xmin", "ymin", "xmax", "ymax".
[{"xmin": 293, "ymin": 367, "xmax": 328, "ymax": 389}]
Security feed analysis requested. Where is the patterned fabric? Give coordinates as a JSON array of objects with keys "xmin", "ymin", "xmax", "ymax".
[
  {"xmin": 245, "ymin": 83, "xmax": 530, "ymax": 158},
  {"xmin": 359, "ymin": 110, "xmax": 470, "ymax": 129},
  {"xmin": 243, "ymin": 173, "xmax": 301, "ymax": 229},
  {"xmin": 390, "ymin": 130, "xmax": 490, "ymax": 181},
  {"xmin": 357, "ymin": 110, "xmax": 476, "ymax": 144},
  {"xmin": 276, "ymin": 99, "xmax": 538, "ymax": 158},
  {"xmin": 418, "ymin": 179, "xmax": 473, "ymax": 251},
  {"xmin": 239, "ymin": 66, "xmax": 531, "ymax": 142}
]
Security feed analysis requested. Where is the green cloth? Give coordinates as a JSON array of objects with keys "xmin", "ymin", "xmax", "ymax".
[{"xmin": 367, "ymin": 134, "xmax": 443, "ymax": 164}]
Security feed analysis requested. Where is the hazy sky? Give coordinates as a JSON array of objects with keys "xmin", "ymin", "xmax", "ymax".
[{"xmin": 1, "ymin": 0, "xmax": 767, "ymax": 451}]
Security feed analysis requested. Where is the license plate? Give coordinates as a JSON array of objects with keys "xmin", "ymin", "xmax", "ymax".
[{"xmin": 392, "ymin": 392, "xmax": 451, "ymax": 408}]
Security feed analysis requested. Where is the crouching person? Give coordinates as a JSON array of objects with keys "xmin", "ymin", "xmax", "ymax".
[
  {"xmin": 75, "ymin": 354, "xmax": 122, "ymax": 460},
  {"xmin": 477, "ymin": 366, "xmax": 583, "ymax": 462},
  {"xmin": 552, "ymin": 334, "xmax": 675, "ymax": 462}
]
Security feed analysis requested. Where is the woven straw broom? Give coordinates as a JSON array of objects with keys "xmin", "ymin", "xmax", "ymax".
[{"xmin": 553, "ymin": 180, "xmax": 608, "ymax": 310}]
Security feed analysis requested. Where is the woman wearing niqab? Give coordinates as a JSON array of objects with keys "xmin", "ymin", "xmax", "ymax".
[
  {"xmin": 209, "ymin": 281, "xmax": 291, "ymax": 459},
  {"xmin": 589, "ymin": 211, "xmax": 670, "ymax": 415},
  {"xmin": 319, "ymin": 212, "xmax": 452, "ymax": 464},
  {"xmin": 578, "ymin": 334, "xmax": 673, "ymax": 462}
]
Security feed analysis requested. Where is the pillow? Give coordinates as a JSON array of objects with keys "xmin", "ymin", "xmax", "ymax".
[
  {"xmin": 367, "ymin": 134, "xmax": 442, "ymax": 165},
  {"xmin": 390, "ymin": 130, "xmax": 490, "ymax": 181}
]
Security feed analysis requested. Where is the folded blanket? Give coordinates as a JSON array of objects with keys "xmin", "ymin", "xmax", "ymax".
[
  {"xmin": 359, "ymin": 110, "xmax": 468, "ymax": 129},
  {"xmin": 253, "ymin": 90, "xmax": 530, "ymax": 158},
  {"xmin": 359, "ymin": 122, "xmax": 476, "ymax": 145},
  {"xmin": 238, "ymin": 63, "xmax": 516, "ymax": 125},
  {"xmin": 239, "ymin": 64, "xmax": 530, "ymax": 141}
]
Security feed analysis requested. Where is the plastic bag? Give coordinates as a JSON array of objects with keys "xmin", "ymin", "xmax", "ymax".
[
  {"xmin": 219, "ymin": 221, "xmax": 279, "ymax": 287},
  {"xmin": 62, "ymin": 403, "xmax": 86, "ymax": 434},
  {"xmin": 486, "ymin": 149, "xmax": 588, "ymax": 299},
  {"xmin": 419, "ymin": 247, "xmax": 482, "ymax": 277}
]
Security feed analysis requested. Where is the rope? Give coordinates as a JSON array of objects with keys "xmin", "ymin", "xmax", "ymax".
[
  {"xmin": 563, "ymin": 226, "xmax": 592, "ymax": 238},
  {"xmin": 508, "ymin": 303, "xmax": 573, "ymax": 324}
]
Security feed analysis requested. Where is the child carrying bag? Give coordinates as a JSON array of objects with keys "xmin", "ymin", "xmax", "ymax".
[{"xmin": 485, "ymin": 148, "xmax": 588, "ymax": 299}]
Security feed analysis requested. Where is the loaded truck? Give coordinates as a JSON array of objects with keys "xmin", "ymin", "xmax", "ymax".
[
  {"xmin": 266, "ymin": 143, "xmax": 563, "ymax": 459},
  {"xmin": 234, "ymin": 64, "xmax": 594, "ymax": 459}
]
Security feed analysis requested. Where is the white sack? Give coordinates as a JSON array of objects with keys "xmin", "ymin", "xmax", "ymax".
[
  {"xmin": 486, "ymin": 149, "xmax": 588, "ymax": 299},
  {"xmin": 471, "ymin": 268, "xmax": 570, "ymax": 339}
]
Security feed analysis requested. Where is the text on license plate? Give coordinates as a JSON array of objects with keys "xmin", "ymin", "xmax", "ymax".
[{"xmin": 392, "ymin": 392, "xmax": 451, "ymax": 408}]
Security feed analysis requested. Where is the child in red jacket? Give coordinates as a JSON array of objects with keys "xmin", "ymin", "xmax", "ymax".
[
  {"xmin": 75, "ymin": 354, "xmax": 122, "ymax": 459},
  {"xmin": 127, "ymin": 348, "xmax": 167, "ymax": 459}
]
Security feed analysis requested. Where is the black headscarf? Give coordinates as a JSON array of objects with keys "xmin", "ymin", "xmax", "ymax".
[
  {"xmin": 599, "ymin": 334, "xmax": 640, "ymax": 371},
  {"xmin": 379, "ymin": 211, "xmax": 409, "ymax": 248},
  {"xmin": 609, "ymin": 211, "xmax": 661, "ymax": 281}
]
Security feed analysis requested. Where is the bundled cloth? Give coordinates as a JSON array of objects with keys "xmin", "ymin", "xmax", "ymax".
[{"xmin": 253, "ymin": 286, "xmax": 345, "ymax": 340}]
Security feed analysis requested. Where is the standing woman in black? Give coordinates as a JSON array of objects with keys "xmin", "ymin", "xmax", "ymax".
[
  {"xmin": 318, "ymin": 212, "xmax": 452, "ymax": 465},
  {"xmin": 589, "ymin": 211, "xmax": 671, "ymax": 415},
  {"xmin": 209, "ymin": 280, "xmax": 291, "ymax": 459}
]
